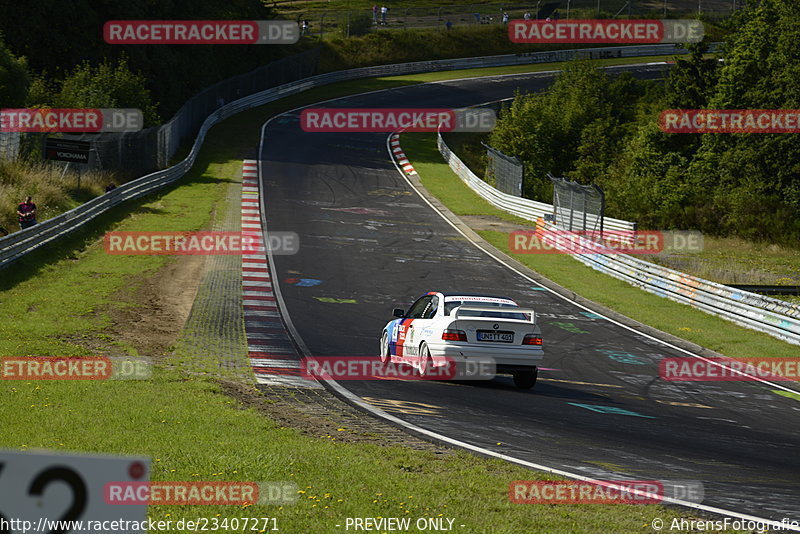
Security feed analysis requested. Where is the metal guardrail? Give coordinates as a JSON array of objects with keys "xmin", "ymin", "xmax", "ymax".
[
  {"xmin": 728, "ymin": 285, "xmax": 800, "ymax": 296},
  {"xmin": 437, "ymin": 126, "xmax": 800, "ymax": 344},
  {"xmin": 0, "ymin": 43, "xmax": 690, "ymax": 271},
  {"xmin": 437, "ymin": 133, "xmax": 636, "ymax": 232},
  {"xmin": 536, "ymin": 223, "xmax": 800, "ymax": 344}
]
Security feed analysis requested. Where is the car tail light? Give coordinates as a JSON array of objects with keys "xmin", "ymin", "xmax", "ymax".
[
  {"xmin": 442, "ymin": 329, "xmax": 467, "ymax": 342},
  {"xmin": 523, "ymin": 334, "xmax": 543, "ymax": 345}
]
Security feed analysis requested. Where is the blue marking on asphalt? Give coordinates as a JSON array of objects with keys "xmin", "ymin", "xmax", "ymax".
[
  {"xmin": 607, "ymin": 353, "xmax": 648, "ymax": 365},
  {"xmin": 597, "ymin": 349, "xmax": 648, "ymax": 365},
  {"xmin": 530, "ymin": 287, "xmax": 547, "ymax": 291},
  {"xmin": 296, "ymin": 278, "xmax": 323, "ymax": 287},
  {"xmin": 580, "ymin": 311, "xmax": 603, "ymax": 320},
  {"xmin": 568, "ymin": 403, "xmax": 657, "ymax": 418}
]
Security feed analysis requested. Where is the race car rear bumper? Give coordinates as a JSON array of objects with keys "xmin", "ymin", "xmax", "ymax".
[{"xmin": 426, "ymin": 341, "xmax": 543, "ymax": 372}]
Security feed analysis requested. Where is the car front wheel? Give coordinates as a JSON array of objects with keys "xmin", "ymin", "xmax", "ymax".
[{"xmin": 513, "ymin": 367, "xmax": 538, "ymax": 389}]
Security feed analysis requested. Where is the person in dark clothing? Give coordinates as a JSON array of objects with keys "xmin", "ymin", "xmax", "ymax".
[
  {"xmin": 17, "ymin": 196, "xmax": 37, "ymax": 229},
  {"xmin": 105, "ymin": 183, "xmax": 117, "ymax": 193}
]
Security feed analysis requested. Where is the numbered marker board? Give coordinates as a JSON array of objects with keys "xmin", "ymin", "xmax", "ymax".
[{"xmin": 0, "ymin": 450, "xmax": 150, "ymax": 534}]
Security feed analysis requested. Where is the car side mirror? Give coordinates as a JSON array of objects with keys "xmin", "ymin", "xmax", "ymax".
[{"xmin": 393, "ymin": 308, "xmax": 405, "ymax": 318}]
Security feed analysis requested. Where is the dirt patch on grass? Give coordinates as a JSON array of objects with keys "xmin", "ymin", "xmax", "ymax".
[
  {"xmin": 56, "ymin": 255, "xmax": 206, "ymax": 359},
  {"xmin": 109, "ymin": 256, "xmax": 207, "ymax": 358},
  {"xmin": 219, "ymin": 379, "xmax": 452, "ymax": 453},
  {"xmin": 461, "ymin": 214, "xmax": 534, "ymax": 233},
  {"xmin": 62, "ymin": 255, "xmax": 206, "ymax": 359}
]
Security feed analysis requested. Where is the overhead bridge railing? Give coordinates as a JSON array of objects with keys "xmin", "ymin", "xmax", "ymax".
[{"xmin": 0, "ymin": 43, "xmax": 692, "ymax": 270}]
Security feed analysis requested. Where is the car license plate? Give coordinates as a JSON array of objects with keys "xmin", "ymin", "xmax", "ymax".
[{"xmin": 476, "ymin": 330, "xmax": 514, "ymax": 343}]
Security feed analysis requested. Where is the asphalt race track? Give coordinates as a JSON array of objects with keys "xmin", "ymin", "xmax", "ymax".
[{"xmin": 256, "ymin": 64, "xmax": 800, "ymax": 522}]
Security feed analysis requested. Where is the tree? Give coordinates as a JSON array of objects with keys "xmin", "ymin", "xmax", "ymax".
[
  {"xmin": 0, "ymin": 0, "xmax": 281, "ymax": 118},
  {"xmin": 687, "ymin": 0, "xmax": 800, "ymax": 241},
  {"xmin": 489, "ymin": 60, "xmax": 613, "ymax": 201},
  {"xmin": 0, "ymin": 35, "xmax": 29, "ymax": 107},
  {"xmin": 665, "ymin": 42, "xmax": 719, "ymax": 110},
  {"xmin": 53, "ymin": 58, "xmax": 160, "ymax": 126},
  {"xmin": 489, "ymin": 61, "xmax": 656, "ymax": 202},
  {"xmin": 601, "ymin": 120, "xmax": 697, "ymax": 229}
]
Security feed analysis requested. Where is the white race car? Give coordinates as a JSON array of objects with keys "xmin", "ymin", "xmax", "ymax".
[{"xmin": 380, "ymin": 292, "xmax": 543, "ymax": 389}]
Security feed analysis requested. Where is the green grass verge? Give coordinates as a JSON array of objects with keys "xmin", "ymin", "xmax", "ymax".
[
  {"xmin": 377, "ymin": 54, "xmax": 681, "ymax": 83},
  {"xmin": 0, "ymin": 57, "xmax": 747, "ymax": 532},
  {"xmin": 774, "ymin": 390, "xmax": 800, "ymax": 402},
  {"xmin": 400, "ymin": 132, "xmax": 800, "ymax": 360},
  {"xmin": 649, "ymin": 236, "xmax": 800, "ymax": 287}
]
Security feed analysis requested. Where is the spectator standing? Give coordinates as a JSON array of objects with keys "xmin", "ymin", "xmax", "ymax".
[
  {"xmin": 445, "ymin": 19, "xmax": 453, "ymax": 31},
  {"xmin": 523, "ymin": 11, "xmax": 531, "ymax": 20},
  {"xmin": 372, "ymin": 5, "xmax": 378, "ymax": 24},
  {"xmin": 502, "ymin": 12, "xmax": 509, "ymax": 24},
  {"xmin": 17, "ymin": 196, "xmax": 37, "ymax": 229},
  {"xmin": 380, "ymin": 5, "xmax": 388, "ymax": 25}
]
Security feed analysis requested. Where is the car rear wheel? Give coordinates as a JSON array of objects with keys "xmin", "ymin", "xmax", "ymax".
[
  {"xmin": 418, "ymin": 343, "xmax": 431, "ymax": 377},
  {"xmin": 513, "ymin": 367, "xmax": 538, "ymax": 389},
  {"xmin": 380, "ymin": 332, "xmax": 390, "ymax": 364}
]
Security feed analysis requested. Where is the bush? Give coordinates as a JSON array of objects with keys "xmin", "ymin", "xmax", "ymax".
[
  {"xmin": 52, "ymin": 58, "xmax": 160, "ymax": 127},
  {"xmin": 339, "ymin": 12, "xmax": 373, "ymax": 37}
]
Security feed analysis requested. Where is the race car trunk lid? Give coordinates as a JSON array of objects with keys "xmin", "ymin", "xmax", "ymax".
[{"xmin": 451, "ymin": 305, "xmax": 540, "ymax": 345}]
